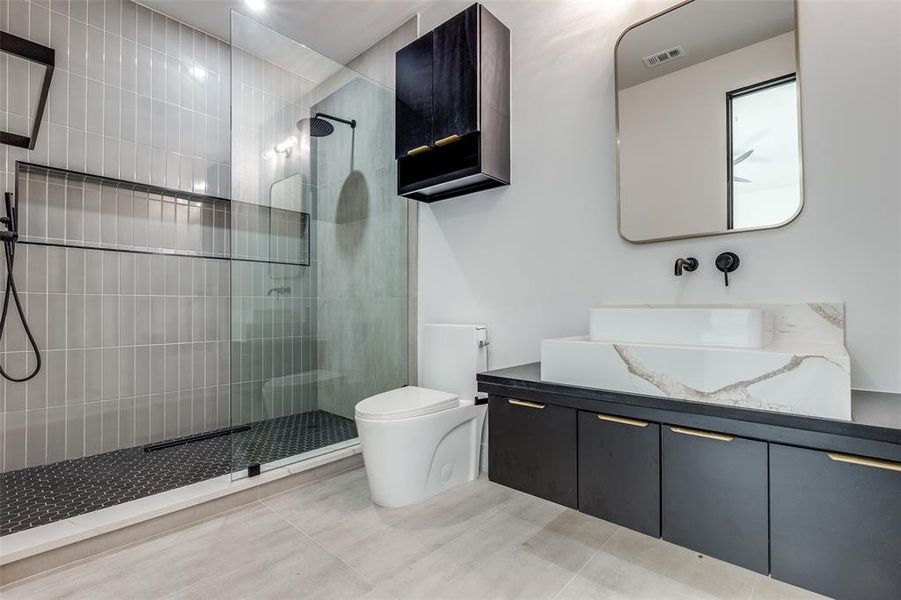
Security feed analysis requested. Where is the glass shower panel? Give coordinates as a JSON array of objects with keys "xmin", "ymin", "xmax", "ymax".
[{"xmin": 229, "ymin": 13, "xmax": 408, "ymax": 476}]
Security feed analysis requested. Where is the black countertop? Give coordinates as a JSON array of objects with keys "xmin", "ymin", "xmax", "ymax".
[{"xmin": 478, "ymin": 363, "xmax": 901, "ymax": 446}]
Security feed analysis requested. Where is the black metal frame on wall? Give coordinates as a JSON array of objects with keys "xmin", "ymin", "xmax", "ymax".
[
  {"xmin": 0, "ymin": 32, "xmax": 55, "ymax": 151},
  {"xmin": 14, "ymin": 161, "xmax": 311, "ymax": 268}
]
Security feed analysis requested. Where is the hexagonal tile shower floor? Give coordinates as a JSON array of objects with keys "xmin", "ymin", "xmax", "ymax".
[{"xmin": 0, "ymin": 411, "xmax": 357, "ymax": 537}]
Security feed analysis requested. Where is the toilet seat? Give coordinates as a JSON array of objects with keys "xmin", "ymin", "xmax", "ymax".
[{"xmin": 355, "ymin": 386, "xmax": 458, "ymax": 421}]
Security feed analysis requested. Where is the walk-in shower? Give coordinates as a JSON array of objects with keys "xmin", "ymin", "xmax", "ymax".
[{"xmin": 0, "ymin": 5, "xmax": 408, "ymax": 538}]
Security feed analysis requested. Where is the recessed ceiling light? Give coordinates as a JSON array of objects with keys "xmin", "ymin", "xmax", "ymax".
[
  {"xmin": 190, "ymin": 66, "xmax": 207, "ymax": 80},
  {"xmin": 245, "ymin": 0, "xmax": 266, "ymax": 11}
]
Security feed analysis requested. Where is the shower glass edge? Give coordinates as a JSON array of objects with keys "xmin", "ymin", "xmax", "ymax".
[{"xmin": 228, "ymin": 11, "xmax": 409, "ymax": 479}]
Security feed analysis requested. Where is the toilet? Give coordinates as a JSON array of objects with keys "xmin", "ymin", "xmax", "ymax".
[{"xmin": 355, "ymin": 324, "xmax": 488, "ymax": 507}]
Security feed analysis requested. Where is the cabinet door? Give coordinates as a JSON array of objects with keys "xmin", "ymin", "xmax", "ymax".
[
  {"xmin": 488, "ymin": 397, "xmax": 577, "ymax": 508},
  {"xmin": 770, "ymin": 444, "xmax": 901, "ymax": 600},
  {"xmin": 662, "ymin": 426, "xmax": 769, "ymax": 573},
  {"xmin": 395, "ymin": 32, "xmax": 434, "ymax": 159},
  {"xmin": 579, "ymin": 412, "xmax": 660, "ymax": 537},
  {"xmin": 432, "ymin": 4, "xmax": 478, "ymax": 144}
]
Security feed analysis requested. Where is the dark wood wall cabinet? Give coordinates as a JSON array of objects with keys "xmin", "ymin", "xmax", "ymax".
[
  {"xmin": 395, "ymin": 4, "xmax": 510, "ymax": 202},
  {"xmin": 480, "ymin": 364, "xmax": 901, "ymax": 600}
]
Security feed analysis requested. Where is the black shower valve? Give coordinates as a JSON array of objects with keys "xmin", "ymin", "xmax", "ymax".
[{"xmin": 715, "ymin": 252, "xmax": 740, "ymax": 286}]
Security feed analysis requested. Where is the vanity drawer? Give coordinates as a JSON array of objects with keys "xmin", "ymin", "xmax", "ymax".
[
  {"xmin": 662, "ymin": 426, "xmax": 769, "ymax": 574},
  {"xmin": 769, "ymin": 444, "xmax": 901, "ymax": 600},
  {"xmin": 488, "ymin": 396, "xmax": 577, "ymax": 508},
  {"xmin": 578, "ymin": 411, "xmax": 660, "ymax": 537}
]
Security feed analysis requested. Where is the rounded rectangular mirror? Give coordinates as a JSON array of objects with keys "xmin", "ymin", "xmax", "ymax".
[{"xmin": 616, "ymin": 0, "xmax": 803, "ymax": 243}]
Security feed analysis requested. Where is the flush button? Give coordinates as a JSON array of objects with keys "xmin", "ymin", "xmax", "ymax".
[{"xmin": 441, "ymin": 463, "xmax": 454, "ymax": 483}]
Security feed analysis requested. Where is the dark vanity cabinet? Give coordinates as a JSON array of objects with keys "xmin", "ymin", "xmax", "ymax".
[
  {"xmin": 578, "ymin": 411, "xmax": 660, "ymax": 537},
  {"xmin": 769, "ymin": 444, "xmax": 901, "ymax": 600},
  {"xmin": 480, "ymin": 364, "xmax": 901, "ymax": 598},
  {"xmin": 395, "ymin": 4, "xmax": 510, "ymax": 201},
  {"xmin": 661, "ymin": 426, "xmax": 769, "ymax": 574},
  {"xmin": 488, "ymin": 397, "xmax": 577, "ymax": 508}
]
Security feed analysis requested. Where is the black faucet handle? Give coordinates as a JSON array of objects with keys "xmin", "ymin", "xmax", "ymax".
[{"xmin": 715, "ymin": 252, "xmax": 740, "ymax": 286}]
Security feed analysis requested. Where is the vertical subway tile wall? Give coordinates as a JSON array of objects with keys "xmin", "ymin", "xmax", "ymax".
[
  {"xmin": 0, "ymin": 0, "xmax": 324, "ymax": 472},
  {"xmin": 1, "ymin": 0, "xmax": 232, "ymax": 471}
]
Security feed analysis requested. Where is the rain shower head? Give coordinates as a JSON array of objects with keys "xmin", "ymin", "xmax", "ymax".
[{"xmin": 297, "ymin": 112, "xmax": 356, "ymax": 138}]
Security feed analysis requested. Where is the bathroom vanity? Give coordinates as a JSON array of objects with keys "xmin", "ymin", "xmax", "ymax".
[{"xmin": 478, "ymin": 364, "xmax": 901, "ymax": 600}]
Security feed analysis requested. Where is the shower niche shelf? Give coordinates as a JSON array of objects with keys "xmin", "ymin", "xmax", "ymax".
[
  {"xmin": 395, "ymin": 3, "xmax": 510, "ymax": 202},
  {"xmin": 14, "ymin": 162, "xmax": 310, "ymax": 267}
]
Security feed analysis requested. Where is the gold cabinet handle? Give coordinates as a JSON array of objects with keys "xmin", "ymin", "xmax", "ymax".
[
  {"xmin": 827, "ymin": 452, "xmax": 901, "ymax": 473},
  {"xmin": 598, "ymin": 414, "xmax": 648, "ymax": 427},
  {"xmin": 406, "ymin": 145, "xmax": 431, "ymax": 156},
  {"xmin": 670, "ymin": 426, "xmax": 734, "ymax": 442},
  {"xmin": 507, "ymin": 399, "xmax": 545, "ymax": 410},
  {"xmin": 434, "ymin": 134, "xmax": 461, "ymax": 147}
]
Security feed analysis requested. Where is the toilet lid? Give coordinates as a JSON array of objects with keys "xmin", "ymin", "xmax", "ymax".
[{"xmin": 355, "ymin": 386, "xmax": 459, "ymax": 421}]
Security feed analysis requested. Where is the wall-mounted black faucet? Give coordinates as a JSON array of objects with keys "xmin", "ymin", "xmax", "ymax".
[
  {"xmin": 715, "ymin": 252, "xmax": 740, "ymax": 286},
  {"xmin": 674, "ymin": 257, "xmax": 699, "ymax": 276}
]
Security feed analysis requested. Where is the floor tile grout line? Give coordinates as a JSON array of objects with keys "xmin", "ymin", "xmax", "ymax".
[
  {"xmin": 260, "ymin": 498, "xmax": 375, "ymax": 588},
  {"xmin": 550, "ymin": 522, "xmax": 620, "ymax": 600},
  {"xmin": 258, "ymin": 475, "xmax": 516, "ymax": 593}
]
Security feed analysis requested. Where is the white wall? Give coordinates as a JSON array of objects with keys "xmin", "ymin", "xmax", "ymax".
[
  {"xmin": 619, "ymin": 32, "xmax": 796, "ymax": 241},
  {"xmin": 416, "ymin": 0, "xmax": 901, "ymax": 394}
]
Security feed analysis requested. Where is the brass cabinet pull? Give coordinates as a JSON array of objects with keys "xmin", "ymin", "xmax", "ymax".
[
  {"xmin": 434, "ymin": 134, "xmax": 461, "ymax": 147},
  {"xmin": 507, "ymin": 399, "xmax": 546, "ymax": 410},
  {"xmin": 670, "ymin": 426, "xmax": 734, "ymax": 442},
  {"xmin": 406, "ymin": 145, "xmax": 431, "ymax": 156},
  {"xmin": 827, "ymin": 452, "xmax": 901, "ymax": 473},
  {"xmin": 598, "ymin": 414, "xmax": 649, "ymax": 427}
]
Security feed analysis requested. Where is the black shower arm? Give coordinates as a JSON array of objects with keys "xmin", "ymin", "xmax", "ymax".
[{"xmin": 314, "ymin": 112, "xmax": 356, "ymax": 129}]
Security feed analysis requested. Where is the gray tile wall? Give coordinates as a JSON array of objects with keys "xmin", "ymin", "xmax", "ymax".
[
  {"xmin": 0, "ymin": 0, "xmax": 244, "ymax": 470},
  {"xmin": 0, "ymin": 0, "xmax": 231, "ymax": 196},
  {"xmin": 1, "ymin": 0, "xmax": 234, "ymax": 472},
  {"xmin": 313, "ymin": 76, "xmax": 410, "ymax": 420},
  {"xmin": 0, "ymin": 239, "xmax": 232, "ymax": 472}
]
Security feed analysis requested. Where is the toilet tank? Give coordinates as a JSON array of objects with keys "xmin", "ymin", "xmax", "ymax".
[{"xmin": 421, "ymin": 324, "xmax": 488, "ymax": 403}]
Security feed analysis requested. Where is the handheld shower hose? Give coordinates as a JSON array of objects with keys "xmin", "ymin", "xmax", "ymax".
[{"xmin": 1, "ymin": 192, "xmax": 41, "ymax": 382}]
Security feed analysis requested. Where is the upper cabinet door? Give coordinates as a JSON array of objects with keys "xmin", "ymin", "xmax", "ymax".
[
  {"xmin": 395, "ymin": 31, "xmax": 434, "ymax": 159},
  {"xmin": 432, "ymin": 5, "xmax": 479, "ymax": 144}
]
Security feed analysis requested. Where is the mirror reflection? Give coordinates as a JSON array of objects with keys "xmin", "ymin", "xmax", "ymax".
[{"xmin": 616, "ymin": 0, "xmax": 802, "ymax": 242}]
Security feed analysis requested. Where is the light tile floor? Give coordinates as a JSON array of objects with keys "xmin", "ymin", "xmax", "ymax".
[{"xmin": 1, "ymin": 467, "xmax": 824, "ymax": 599}]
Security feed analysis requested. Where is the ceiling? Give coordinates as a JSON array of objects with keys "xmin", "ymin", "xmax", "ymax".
[
  {"xmin": 616, "ymin": 0, "xmax": 795, "ymax": 89},
  {"xmin": 138, "ymin": 0, "xmax": 429, "ymax": 65}
]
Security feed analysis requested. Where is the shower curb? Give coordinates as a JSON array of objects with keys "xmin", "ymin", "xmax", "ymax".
[{"xmin": 0, "ymin": 446, "xmax": 363, "ymax": 586}]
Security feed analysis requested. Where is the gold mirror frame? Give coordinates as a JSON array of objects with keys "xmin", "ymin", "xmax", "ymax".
[{"xmin": 614, "ymin": 0, "xmax": 805, "ymax": 244}]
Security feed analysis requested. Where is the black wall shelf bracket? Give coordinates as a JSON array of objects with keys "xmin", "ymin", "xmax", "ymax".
[{"xmin": 1, "ymin": 31, "xmax": 55, "ymax": 151}]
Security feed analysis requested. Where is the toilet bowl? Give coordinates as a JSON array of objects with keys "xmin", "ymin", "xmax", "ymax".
[{"xmin": 355, "ymin": 324, "xmax": 488, "ymax": 507}]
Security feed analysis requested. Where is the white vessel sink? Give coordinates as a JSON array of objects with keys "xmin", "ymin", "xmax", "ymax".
[
  {"xmin": 589, "ymin": 306, "xmax": 772, "ymax": 349},
  {"xmin": 542, "ymin": 304, "xmax": 852, "ymax": 420}
]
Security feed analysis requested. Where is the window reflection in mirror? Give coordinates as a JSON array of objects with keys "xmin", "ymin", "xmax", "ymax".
[
  {"xmin": 728, "ymin": 75, "xmax": 800, "ymax": 230},
  {"xmin": 616, "ymin": 0, "xmax": 803, "ymax": 243}
]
